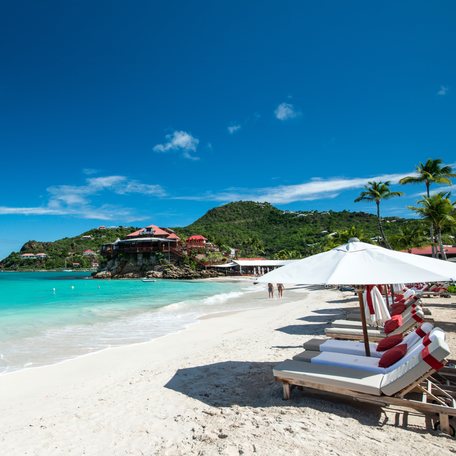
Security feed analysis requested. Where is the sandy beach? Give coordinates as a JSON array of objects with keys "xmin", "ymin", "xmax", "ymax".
[{"xmin": 0, "ymin": 287, "xmax": 455, "ymax": 456}]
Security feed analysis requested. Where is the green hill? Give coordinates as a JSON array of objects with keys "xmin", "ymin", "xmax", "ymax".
[
  {"xmin": 1, "ymin": 201, "xmax": 425, "ymax": 270},
  {"xmin": 175, "ymin": 201, "xmax": 422, "ymax": 257},
  {"xmin": 0, "ymin": 226, "xmax": 136, "ymax": 270}
]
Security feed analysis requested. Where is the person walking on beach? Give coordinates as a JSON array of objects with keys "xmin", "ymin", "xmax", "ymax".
[
  {"xmin": 268, "ymin": 283, "xmax": 274, "ymax": 298},
  {"xmin": 277, "ymin": 283, "xmax": 284, "ymax": 298}
]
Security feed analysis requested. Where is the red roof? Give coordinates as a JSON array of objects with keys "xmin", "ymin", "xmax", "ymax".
[
  {"xmin": 145, "ymin": 224, "xmax": 170, "ymax": 236},
  {"xmin": 126, "ymin": 229, "xmax": 143, "ymax": 237},
  {"xmin": 84, "ymin": 249, "xmax": 95, "ymax": 253},
  {"xmin": 167, "ymin": 233, "xmax": 180, "ymax": 240},
  {"xmin": 404, "ymin": 246, "xmax": 456, "ymax": 255},
  {"xmin": 187, "ymin": 235, "xmax": 207, "ymax": 241},
  {"xmin": 127, "ymin": 225, "xmax": 175, "ymax": 238}
]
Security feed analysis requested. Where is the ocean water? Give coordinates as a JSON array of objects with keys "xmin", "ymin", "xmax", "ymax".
[{"xmin": 0, "ymin": 272, "xmax": 259, "ymax": 374}]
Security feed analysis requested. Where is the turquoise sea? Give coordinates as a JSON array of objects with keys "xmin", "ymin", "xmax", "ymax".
[{"xmin": 0, "ymin": 272, "xmax": 257, "ymax": 374}]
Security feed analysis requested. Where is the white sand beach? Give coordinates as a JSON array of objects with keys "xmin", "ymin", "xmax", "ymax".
[{"xmin": 0, "ymin": 287, "xmax": 454, "ymax": 455}]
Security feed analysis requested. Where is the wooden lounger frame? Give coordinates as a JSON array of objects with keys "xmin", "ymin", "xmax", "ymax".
[{"xmin": 275, "ymin": 363, "xmax": 456, "ymax": 436}]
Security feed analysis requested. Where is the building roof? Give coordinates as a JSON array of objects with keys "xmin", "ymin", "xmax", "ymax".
[
  {"xmin": 234, "ymin": 259, "xmax": 297, "ymax": 267},
  {"xmin": 187, "ymin": 235, "xmax": 207, "ymax": 241},
  {"xmin": 167, "ymin": 232, "xmax": 180, "ymax": 240},
  {"xmin": 237, "ymin": 257, "xmax": 267, "ymax": 261},
  {"xmin": 118, "ymin": 237, "xmax": 177, "ymax": 244},
  {"xmin": 404, "ymin": 245, "xmax": 456, "ymax": 255},
  {"xmin": 127, "ymin": 224, "xmax": 174, "ymax": 238},
  {"xmin": 84, "ymin": 249, "xmax": 96, "ymax": 253},
  {"xmin": 20, "ymin": 253, "xmax": 36, "ymax": 257},
  {"xmin": 211, "ymin": 259, "xmax": 297, "ymax": 268}
]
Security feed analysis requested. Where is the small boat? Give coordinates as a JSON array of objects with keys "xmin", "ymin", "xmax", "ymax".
[{"xmin": 142, "ymin": 278, "xmax": 156, "ymax": 282}]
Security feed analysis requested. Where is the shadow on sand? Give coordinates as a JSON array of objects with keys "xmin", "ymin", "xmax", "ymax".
[
  {"xmin": 164, "ymin": 360, "xmax": 425, "ymax": 431},
  {"xmin": 326, "ymin": 297, "xmax": 359, "ymax": 304},
  {"xmin": 165, "ymin": 360, "xmax": 441, "ymax": 435},
  {"xmin": 275, "ymin": 323, "xmax": 327, "ymax": 336}
]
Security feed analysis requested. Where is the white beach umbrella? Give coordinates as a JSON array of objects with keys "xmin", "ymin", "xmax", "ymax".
[
  {"xmin": 363, "ymin": 286, "xmax": 390, "ymax": 326},
  {"xmin": 259, "ymin": 239, "xmax": 456, "ymax": 355},
  {"xmin": 257, "ymin": 239, "xmax": 456, "ymax": 285}
]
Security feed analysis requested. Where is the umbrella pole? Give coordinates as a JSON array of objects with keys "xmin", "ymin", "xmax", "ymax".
[{"xmin": 357, "ymin": 286, "xmax": 371, "ymax": 357}]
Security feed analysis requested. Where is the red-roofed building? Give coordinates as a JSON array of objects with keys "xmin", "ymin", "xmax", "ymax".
[
  {"xmin": 403, "ymin": 245, "xmax": 456, "ymax": 259},
  {"xmin": 83, "ymin": 249, "xmax": 97, "ymax": 257},
  {"xmin": 186, "ymin": 235, "xmax": 208, "ymax": 250},
  {"xmin": 101, "ymin": 224, "xmax": 181, "ymax": 258}
]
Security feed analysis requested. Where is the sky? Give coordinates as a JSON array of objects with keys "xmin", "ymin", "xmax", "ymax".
[{"xmin": 0, "ymin": 1, "xmax": 455, "ymax": 259}]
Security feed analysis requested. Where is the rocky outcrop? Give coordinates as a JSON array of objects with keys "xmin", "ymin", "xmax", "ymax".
[{"xmin": 94, "ymin": 252, "xmax": 222, "ymax": 280}]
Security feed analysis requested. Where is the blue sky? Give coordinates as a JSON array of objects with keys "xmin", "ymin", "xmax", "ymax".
[{"xmin": 0, "ymin": 1, "xmax": 455, "ymax": 259}]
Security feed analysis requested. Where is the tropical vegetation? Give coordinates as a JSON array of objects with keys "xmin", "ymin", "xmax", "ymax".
[{"xmin": 354, "ymin": 181, "xmax": 403, "ymax": 248}]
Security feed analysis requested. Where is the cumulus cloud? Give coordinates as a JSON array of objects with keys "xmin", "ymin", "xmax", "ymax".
[
  {"xmin": 274, "ymin": 102, "xmax": 300, "ymax": 121},
  {"xmin": 0, "ymin": 175, "xmax": 165, "ymax": 221},
  {"xmin": 153, "ymin": 130, "xmax": 199, "ymax": 159},
  {"xmin": 175, "ymin": 171, "xmax": 412, "ymax": 204},
  {"xmin": 227, "ymin": 123, "xmax": 241, "ymax": 134},
  {"xmin": 437, "ymin": 85, "xmax": 449, "ymax": 96}
]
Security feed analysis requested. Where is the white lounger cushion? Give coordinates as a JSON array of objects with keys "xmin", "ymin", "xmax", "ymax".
[
  {"xmin": 273, "ymin": 359, "xmax": 383, "ymax": 395},
  {"xmin": 295, "ymin": 329, "xmax": 444, "ymax": 374},
  {"xmin": 305, "ymin": 339, "xmax": 383, "ymax": 358},
  {"xmin": 325, "ymin": 310, "xmax": 424, "ymax": 338},
  {"xmin": 331, "ymin": 306, "xmax": 421, "ymax": 329},
  {"xmin": 304, "ymin": 322, "xmax": 434, "ymax": 358}
]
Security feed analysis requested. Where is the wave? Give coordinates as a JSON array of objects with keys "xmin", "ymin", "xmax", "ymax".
[{"xmin": 202, "ymin": 291, "xmax": 245, "ymax": 305}]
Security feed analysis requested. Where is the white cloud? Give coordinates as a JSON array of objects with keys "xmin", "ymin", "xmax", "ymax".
[
  {"xmin": 227, "ymin": 123, "xmax": 241, "ymax": 134},
  {"xmin": 0, "ymin": 175, "xmax": 166, "ymax": 221},
  {"xmin": 274, "ymin": 102, "xmax": 300, "ymax": 121},
  {"xmin": 153, "ymin": 130, "xmax": 199, "ymax": 159},
  {"xmin": 437, "ymin": 85, "xmax": 449, "ymax": 96},
  {"xmin": 175, "ymin": 171, "xmax": 412, "ymax": 204}
]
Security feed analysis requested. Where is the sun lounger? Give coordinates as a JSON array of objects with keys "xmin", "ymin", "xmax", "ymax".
[
  {"xmin": 273, "ymin": 332, "xmax": 456, "ymax": 435},
  {"xmin": 293, "ymin": 328, "xmax": 444, "ymax": 374},
  {"xmin": 303, "ymin": 323, "xmax": 434, "ymax": 358},
  {"xmin": 332, "ymin": 306, "xmax": 432, "ymax": 330},
  {"xmin": 325, "ymin": 310, "xmax": 424, "ymax": 341}
]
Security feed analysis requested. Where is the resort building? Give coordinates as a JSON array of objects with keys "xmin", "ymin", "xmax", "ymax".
[
  {"xmin": 100, "ymin": 224, "xmax": 182, "ymax": 259},
  {"xmin": 210, "ymin": 258, "xmax": 296, "ymax": 276},
  {"xmin": 20, "ymin": 253, "xmax": 48, "ymax": 260},
  {"xmin": 20, "ymin": 253, "xmax": 37, "ymax": 260},
  {"xmin": 83, "ymin": 249, "xmax": 97, "ymax": 257},
  {"xmin": 186, "ymin": 235, "xmax": 207, "ymax": 250}
]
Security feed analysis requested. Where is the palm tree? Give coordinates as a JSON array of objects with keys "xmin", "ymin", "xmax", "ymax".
[
  {"xmin": 354, "ymin": 181, "xmax": 403, "ymax": 249},
  {"xmin": 409, "ymin": 193, "xmax": 456, "ymax": 260},
  {"xmin": 389, "ymin": 224, "xmax": 428, "ymax": 251},
  {"xmin": 399, "ymin": 158, "xmax": 456, "ymax": 197},
  {"xmin": 400, "ymin": 159, "xmax": 456, "ymax": 257}
]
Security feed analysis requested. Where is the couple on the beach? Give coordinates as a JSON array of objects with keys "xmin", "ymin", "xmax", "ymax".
[{"xmin": 268, "ymin": 283, "xmax": 284, "ymax": 299}]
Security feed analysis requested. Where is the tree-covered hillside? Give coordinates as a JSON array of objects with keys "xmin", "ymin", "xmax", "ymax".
[
  {"xmin": 0, "ymin": 201, "xmax": 430, "ymax": 270},
  {"xmin": 0, "ymin": 227, "xmax": 136, "ymax": 270},
  {"xmin": 176, "ymin": 201, "xmax": 424, "ymax": 257}
]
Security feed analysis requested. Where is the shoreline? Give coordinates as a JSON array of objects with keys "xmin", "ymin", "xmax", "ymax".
[{"xmin": 0, "ymin": 289, "xmax": 454, "ymax": 455}]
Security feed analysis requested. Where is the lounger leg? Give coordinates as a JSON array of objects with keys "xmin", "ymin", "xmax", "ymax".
[
  {"xmin": 282, "ymin": 383, "xmax": 291, "ymax": 400},
  {"xmin": 439, "ymin": 414, "xmax": 451, "ymax": 435}
]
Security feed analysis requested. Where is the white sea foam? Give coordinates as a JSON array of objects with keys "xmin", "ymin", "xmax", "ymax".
[{"xmin": 202, "ymin": 291, "xmax": 245, "ymax": 305}]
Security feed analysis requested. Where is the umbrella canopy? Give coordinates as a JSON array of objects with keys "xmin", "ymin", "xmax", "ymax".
[
  {"xmin": 259, "ymin": 239, "xmax": 456, "ymax": 357},
  {"xmin": 257, "ymin": 240, "xmax": 456, "ymax": 285}
]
